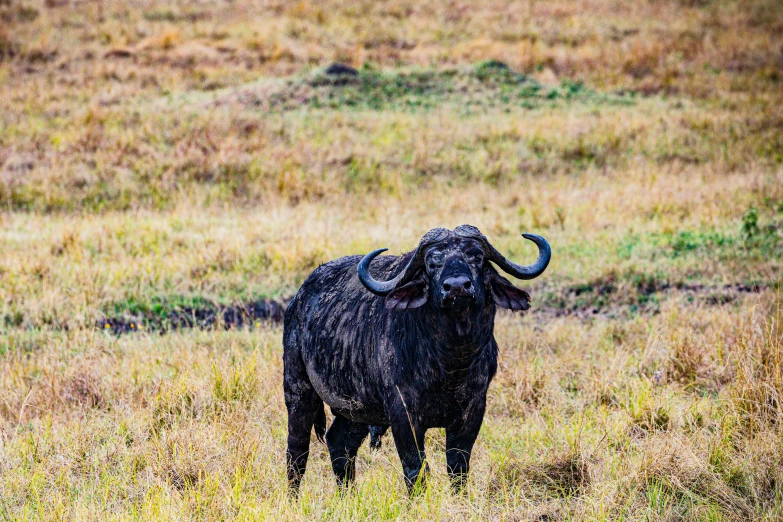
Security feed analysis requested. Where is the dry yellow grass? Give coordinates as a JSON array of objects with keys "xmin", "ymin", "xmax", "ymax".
[
  {"xmin": 1, "ymin": 298, "xmax": 782, "ymax": 519},
  {"xmin": 1, "ymin": 0, "xmax": 783, "ymax": 519}
]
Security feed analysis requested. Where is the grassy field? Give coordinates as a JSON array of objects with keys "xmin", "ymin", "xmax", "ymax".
[{"xmin": 1, "ymin": 0, "xmax": 783, "ymax": 519}]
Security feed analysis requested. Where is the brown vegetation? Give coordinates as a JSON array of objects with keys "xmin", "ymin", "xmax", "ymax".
[{"xmin": 1, "ymin": 0, "xmax": 782, "ymax": 519}]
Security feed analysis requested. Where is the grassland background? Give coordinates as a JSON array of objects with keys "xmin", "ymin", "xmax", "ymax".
[{"xmin": 1, "ymin": 0, "xmax": 783, "ymax": 519}]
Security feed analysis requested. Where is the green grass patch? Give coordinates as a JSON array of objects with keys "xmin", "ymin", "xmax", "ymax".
[
  {"xmin": 99, "ymin": 293, "xmax": 286, "ymax": 334},
  {"xmin": 231, "ymin": 61, "xmax": 631, "ymax": 113}
]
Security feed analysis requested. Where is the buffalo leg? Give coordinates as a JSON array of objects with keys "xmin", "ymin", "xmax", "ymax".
[
  {"xmin": 369, "ymin": 425, "xmax": 388, "ymax": 450},
  {"xmin": 283, "ymin": 346, "xmax": 323, "ymax": 495},
  {"xmin": 285, "ymin": 398, "xmax": 321, "ymax": 494},
  {"xmin": 445, "ymin": 402, "xmax": 485, "ymax": 492},
  {"xmin": 389, "ymin": 414, "xmax": 428, "ymax": 494},
  {"xmin": 325, "ymin": 415, "xmax": 369, "ymax": 487}
]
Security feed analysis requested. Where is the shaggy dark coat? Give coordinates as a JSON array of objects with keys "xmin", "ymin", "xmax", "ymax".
[{"xmin": 283, "ymin": 226, "xmax": 549, "ymax": 492}]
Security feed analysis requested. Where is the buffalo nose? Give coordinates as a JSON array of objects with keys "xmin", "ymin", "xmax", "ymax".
[{"xmin": 442, "ymin": 276, "xmax": 474, "ymax": 298}]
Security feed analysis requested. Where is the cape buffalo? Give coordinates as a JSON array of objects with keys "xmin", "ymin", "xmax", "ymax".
[{"xmin": 283, "ymin": 225, "xmax": 550, "ymax": 493}]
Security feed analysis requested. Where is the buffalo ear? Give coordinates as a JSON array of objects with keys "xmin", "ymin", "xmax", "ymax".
[
  {"xmin": 490, "ymin": 274, "xmax": 531, "ymax": 311},
  {"xmin": 385, "ymin": 280, "xmax": 428, "ymax": 310}
]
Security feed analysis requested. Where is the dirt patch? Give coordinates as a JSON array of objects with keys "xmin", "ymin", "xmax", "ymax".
[
  {"xmin": 96, "ymin": 298, "xmax": 286, "ymax": 335},
  {"xmin": 533, "ymin": 281, "xmax": 770, "ymax": 321},
  {"xmin": 91, "ymin": 281, "xmax": 772, "ymax": 335}
]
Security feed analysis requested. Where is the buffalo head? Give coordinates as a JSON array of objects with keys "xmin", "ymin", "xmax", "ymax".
[{"xmin": 357, "ymin": 225, "xmax": 551, "ymax": 318}]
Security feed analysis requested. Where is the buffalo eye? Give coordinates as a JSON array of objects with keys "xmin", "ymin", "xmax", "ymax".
[
  {"xmin": 426, "ymin": 253, "xmax": 444, "ymax": 272},
  {"xmin": 465, "ymin": 249, "xmax": 483, "ymax": 265}
]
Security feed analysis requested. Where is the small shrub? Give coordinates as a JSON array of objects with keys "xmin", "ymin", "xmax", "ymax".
[
  {"xmin": 211, "ymin": 357, "xmax": 259, "ymax": 411},
  {"xmin": 490, "ymin": 452, "xmax": 590, "ymax": 498},
  {"xmin": 151, "ymin": 380, "xmax": 197, "ymax": 433},
  {"xmin": 633, "ymin": 405, "xmax": 671, "ymax": 434},
  {"xmin": 61, "ymin": 371, "xmax": 106, "ymax": 410},
  {"xmin": 639, "ymin": 435, "xmax": 752, "ymax": 519},
  {"xmin": 742, "ymin": 207, "xmax": 759, "ymax": 240}
]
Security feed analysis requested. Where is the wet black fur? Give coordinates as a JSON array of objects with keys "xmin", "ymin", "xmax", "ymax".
[{"xmin": 283, "ymin": 239, "xmax": 531, "ymax": 493}]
